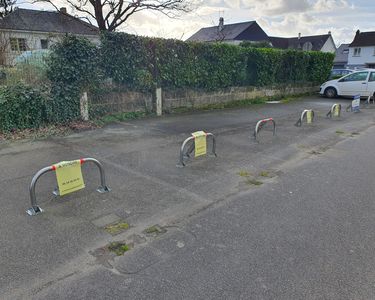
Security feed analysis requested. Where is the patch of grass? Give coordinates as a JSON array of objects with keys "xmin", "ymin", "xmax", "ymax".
[
  {"xmin": 171, "ymin": 106, "xmax": 193, "ymax": 114},
  {"xmin": 246, "ymin": 179, "xmax": 263, "ymax": 186},
  {"xmin": 144, "ymin": 225, "xmax": 160, "ymax": 234},
  {"xmin": 259, "ymin": 171, "xmax": 270, "ymax": 177},
  {"xmin": 351, "ymin": 132, "xmax": 360, "ymax": 136},
  {"xmin": 104, "ymin": 222, "xmax": 130, "ymax": 235},
  {"xmin": 196, "ymin": 98, "xmax": 268, "ymax": 111},
  {"xmin": 107, "ymin": 242, "xmax": 130, "ymax": 256},
  {"xmin": 144, "ymin": 225, "xmax": 165, "ymax": 235},
  {"xmin": 280, "ymin": 92, "xmax": 311, "ymax": 104},
  {"xmin": 94, "ymin": 111, "xmax": 147, "ymax": 126},
  {"xmin": 238, "ymin": 170, "xmax": 252, "ymax": 177},
  {"xmin": 335, "ymin": 130, "xmax": 345, "ymax": 135},
  {"xmin": 280, "ymin": 96, "xmax": 296, "ymax": 103},
  {"xmin": 168, "ymin": 97, "xmax": 270, "ymax": 114}
]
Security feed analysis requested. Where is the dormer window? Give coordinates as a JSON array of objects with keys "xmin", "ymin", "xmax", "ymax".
[{"xmin": 354, "ymin": 48, "xmax": 361, "ymax": 56}]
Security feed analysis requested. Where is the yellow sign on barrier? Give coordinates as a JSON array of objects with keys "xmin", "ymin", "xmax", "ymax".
[
  {"xmin": 192, "ymin": 131, "xmax": 207, "ymax": 157},
  {"xmin": 334, "ymin": 105, "xmax": 340, "ymax": 117},
  {"xmin": 54, "ymin": 160, "xmax": 85, "ymax": 196},
  {"xmin": 306, "ymin": 110, "xmax": 313, "ymax": 123}
]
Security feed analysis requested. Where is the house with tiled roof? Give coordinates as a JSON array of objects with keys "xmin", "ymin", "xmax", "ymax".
[
  {"xmin": 347, "ymin": 30, "xmax": 375, "ymax": 68},
  {"xmin": 269, "ymin": 33, "xmax": 335, "ymax": 52},
  {"xmin": 187, "ymin": 18, "xmax": 336, "ymax": 53},
  {"xmin": 187, "ymin": 18, "xmax": 269, "ymax": 45},
  {"xmin": 0, "ymin": 7, "xmax": 99, "ymax": 65}
]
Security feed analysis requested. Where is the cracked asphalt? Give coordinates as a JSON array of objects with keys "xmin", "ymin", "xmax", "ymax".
[{"xmin": 2, "ymin": 96, "xmax": 375, "ymax": 299}]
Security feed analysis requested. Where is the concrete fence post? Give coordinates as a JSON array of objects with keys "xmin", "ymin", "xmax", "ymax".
[
  {"xmin": 156, "ymin": 87, "xmax": 162, "ymax": 116},
  {"xmin": 80, "ymin": 92, "xmax": 89, "ymax": 121}
]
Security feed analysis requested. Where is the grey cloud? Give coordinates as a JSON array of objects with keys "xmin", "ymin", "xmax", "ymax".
[{"xmin": 265, "ymin": 0, "xmax": 312, "ymax": 15}]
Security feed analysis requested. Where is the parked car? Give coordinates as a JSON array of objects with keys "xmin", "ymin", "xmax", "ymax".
[
  {"xmin": 328, "ymin": 69, "xmax": 354, "ymax": 80},
  {"xmin": 320, "ymin": 69, "xmax": 375, "ymax": 98}
]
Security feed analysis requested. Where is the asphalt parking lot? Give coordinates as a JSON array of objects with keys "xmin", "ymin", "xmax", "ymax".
[{"xmin": 2, "ymin": 95, "xmax": 375, "ymax": 299}]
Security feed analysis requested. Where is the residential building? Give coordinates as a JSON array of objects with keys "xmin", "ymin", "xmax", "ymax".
[
  {"xmin": 0, "ymin": 7, "xmax": 100, "ymax": 65},
  {"xmin": 187, "ymin": 18, "xmax": 336, "ymax": 53},
  {"xmin": 269, "ymin": 33, "xmax": 336, "ymax": 53},
  {"xmin": 333, "ymin": 43, "xmax": 349, "ymax": 69},
  {"xmin": 186, "ymin": 18, "xmax": 269, "ymax": 45},
  {"xmin": 347, "ymin": 30, "xmax": 375, "ymax": 69}
]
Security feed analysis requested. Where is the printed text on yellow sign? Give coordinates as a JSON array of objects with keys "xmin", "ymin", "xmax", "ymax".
[
  {"xmin": 192, "ymin": 131, "xmax": 207, "ymax": 157},
  {"xmin": 55, "ymin": 160, "xmax": 85, "ymax": 196}
]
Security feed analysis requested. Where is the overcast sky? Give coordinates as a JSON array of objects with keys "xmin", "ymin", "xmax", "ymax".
[{"xmin": 19, "ymin": 0, "xmax": 374, "ymax": 46}]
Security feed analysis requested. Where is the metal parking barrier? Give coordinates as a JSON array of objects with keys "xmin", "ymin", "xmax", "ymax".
[
  {"xmin": 295, "ymin": 109, "xmax": 315, "ymax": 127},
  {"xmin": 27, "ymin": 158, "xmax": 110, "ymax": 216},
  {"xmin": 177, "ymin": 131, "xmax": 217, "ymax": 167},
  {"xmin": 346, "ymin": 94, "xmax": 361, "ymax": 112},
  {"xmin": 326, "ymin": 103, "xmax": 341, "ymax": 118},
  {"xmin": 254, "ymin": 118, "xmax": 276, "ymax": 141},
  {"xmin": 365, "ymin": 93, "xmax": 375, "ymax": 105}
]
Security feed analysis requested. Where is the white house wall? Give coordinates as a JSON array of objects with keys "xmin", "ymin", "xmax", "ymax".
[
  {"xmin": 348, "ymin": 46, "xmax": 375, "ymax": 68},
  {"xmin": 321, "ymin": 36, "xmax": 336, "ymax": 53},
  {"xmin": 0, "ymin": 29, "xmax": 100, "ymax": 65}
]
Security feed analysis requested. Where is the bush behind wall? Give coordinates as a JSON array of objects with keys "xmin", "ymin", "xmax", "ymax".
[{"xmin": 0, "ymin": 33, "xmax": 334, "ymax": 131}]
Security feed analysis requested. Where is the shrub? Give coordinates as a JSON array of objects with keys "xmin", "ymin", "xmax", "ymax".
[
  {"xmin": 0, "ymin": 83, "xmax": 46, "ymax": 131},
  {"xmin": 100, "ymin": 32, "xmax": 150, "ymax": 89},
  {"xmin": 40, "ymin": 33, "xmax": 334, "ymax": 128},
  {"xmin": 46, "ymin": 35, "xmax": 100, "ymax": 123},
  {"xmin": 100, "ymin": 32, "xmax": 334, "ymax": 90}
]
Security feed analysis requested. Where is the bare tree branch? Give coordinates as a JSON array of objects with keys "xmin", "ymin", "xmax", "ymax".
[
  {"xmin": 0, "ymin": 0, "xmax": 16, "ymax": 18},
  {"xmin": 34, "ymin": 0, "xmax": 194, "ymax": 31}
]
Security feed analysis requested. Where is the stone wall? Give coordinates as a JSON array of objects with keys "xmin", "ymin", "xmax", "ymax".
[
  {"xmin": 162, "ymin": 84, "xmax": 317, "ymax": 112},
  {"xmin": 90, "ymin": 90, "xmax": 153, "ymax": 115},
  {"xmin": 89, "ymin": 84, "xmax": 318, "ymax": 117}
]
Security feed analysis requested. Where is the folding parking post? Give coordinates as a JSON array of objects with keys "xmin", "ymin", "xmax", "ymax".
[
  {"xmin": 177, "ymin": 131, "xmax": 217, "ymax": 167},
  {"xmin": 254, "ymin": 118, "xmax": 276, "ymax": 141},
  {"xmin": 27, "ymin": 158, "xmax": 110, "ymax": 216},
  {"xmin": 365, "ymin": 93, "xmax": 375, "ymax": 105},
  {"xmin": 346, "ymin": 94, "xmax": 361, "ymax": 112},
  {"xmin": 326, "ymin": 103, "xmax": 341, "ymax": 118},
  {"xmin": 295, "ymin": 110, "xmax": 315, "ymax": 127}
]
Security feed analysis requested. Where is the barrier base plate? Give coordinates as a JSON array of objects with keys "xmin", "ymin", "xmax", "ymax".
[
  {"xmin": 97, "ymin": 186, "xmax": 111, "ymax": 193},
  {"xmin": 26, "ymin": 206, "xmax": 43, "ymax": 216}
]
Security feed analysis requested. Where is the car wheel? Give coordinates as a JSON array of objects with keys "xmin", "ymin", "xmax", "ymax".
[{"xmin": 324, "ymin": 87, "xmax": 337, "ymax": 98}]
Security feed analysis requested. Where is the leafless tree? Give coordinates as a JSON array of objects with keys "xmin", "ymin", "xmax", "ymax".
[
  {"xmin": 0, "ymin": 0, "xmax": 16, "ymax": 18},
  {"xmin": 36, "ymin": 0, "xmax": 194, "ymax": 31}
]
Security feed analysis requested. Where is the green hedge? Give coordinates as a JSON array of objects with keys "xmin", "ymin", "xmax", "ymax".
[
  {"xmin": 53, "ymin": 34, "xmax": 334, "ymax": 91},
  {"xmin": 47, "ymin": 35, "xmax": 100, "ymax": 123},
  {"xmin": 0, "ymin": 83, "xmax": 47, "ymax": 131},
  {"xmin": 100, "ymin": 32, "xmax": 334, "ymax": 90}
]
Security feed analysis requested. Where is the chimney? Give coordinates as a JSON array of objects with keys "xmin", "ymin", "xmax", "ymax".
[
  {"xmin": 356, "ymin": 29, "xmax": 360, "ymax": 36},
  {"xmin": 219, "ymin": 17, "xmax": 224, "ymax": 32},
  {"xmin": 298, "ymin": 32, "xmax": 301, "ymax": 40},
  {"xmin": 328, "ymin": 31, "xmax": 331, "ymax": 35},
  {"xmin": 60, "ymin": 7, "xmax": 67, "ymax": 14}
]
